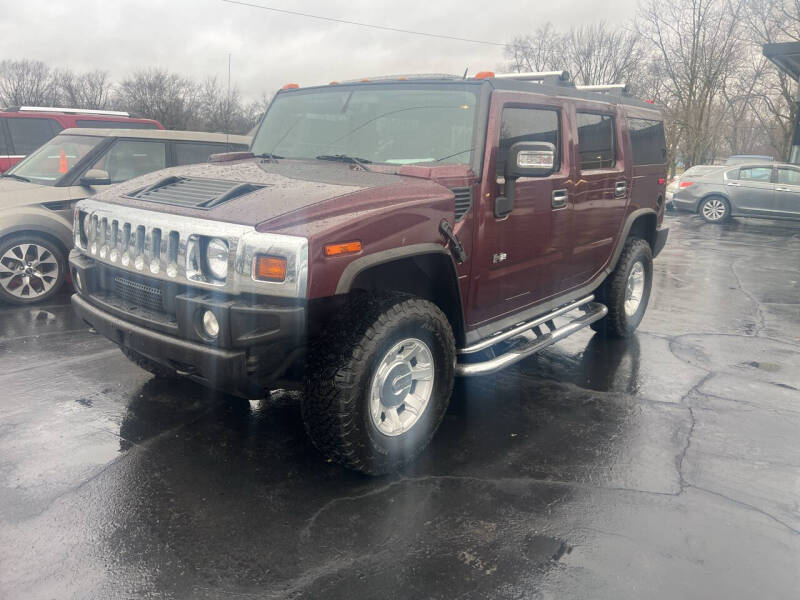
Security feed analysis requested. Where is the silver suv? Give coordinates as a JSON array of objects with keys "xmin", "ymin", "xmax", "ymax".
[{"xmin": 0, "ymin": 128, "xmax": 250, "ymax": 304}]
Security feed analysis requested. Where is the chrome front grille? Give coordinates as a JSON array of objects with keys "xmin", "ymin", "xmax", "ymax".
[{"xmin": 73, "ymin": 199, "xmax": 309, "ymax": 299}]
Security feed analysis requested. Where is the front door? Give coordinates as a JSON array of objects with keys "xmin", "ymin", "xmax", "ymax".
[
  {"xmin": 469, "ymin": 98, "xmax": 572, "ymax": 326},
  {"xmin": 725, "ymin": 165, "xmax": 775, "ymax": 216},
  {"xmin": 565, "ymin": 109, "xmax": 628, "ymax": 287},
  {"xmin": 775, "ymin": 166, "xmax": 800, "ymax": 218}
]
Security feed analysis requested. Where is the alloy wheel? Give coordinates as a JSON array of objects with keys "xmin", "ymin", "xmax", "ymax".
[
  {"xmin": 369, "ymin": 337, "xmax": 435, "ymax": 436},
  {"xmin": 0, "ymin": 242, "xmax": 61, "ymax": 299},
  {"xmin": 701, "ymin": 198, "xmax": 727, "ymax": 221},
  {"xmin": 624, "ymin": 261, "xmax": 645, "ymax": 317}
]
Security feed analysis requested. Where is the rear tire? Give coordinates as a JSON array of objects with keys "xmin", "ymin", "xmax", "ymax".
[
  {"xmin": 0, "ymin": 233, "xmax": 66, "ymax": 305},
  {"xmin": 120, "ymin": 346, "xmax": 180, "ymax": 379},
  {"xmin": 591, "ymin": 237, "xmax": 653, "ymax": 338},
  {"xmin": 698, "ymin": 195, "xmax": 730, "ymax": 223},
  {"xmin": 303, "ymin": 292, "xmax": 455, "ymax": 475}
]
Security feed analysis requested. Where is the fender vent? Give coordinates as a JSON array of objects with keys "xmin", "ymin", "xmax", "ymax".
[
  {"xmin": 452, "ymin": 187, "xmax": 472, "ymax": 221},
  {"xmin": 127, "ymin": 176, "xmax": 266, "ymax": 209}
]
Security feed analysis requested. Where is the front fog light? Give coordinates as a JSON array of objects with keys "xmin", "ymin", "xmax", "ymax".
[
  {"xmin": 202, "ymin": 310, "xmax": 219, "ymax": 338},
  {"xmin": 205, "ymin": 238, "xmax": 229, "ymax": 280}
]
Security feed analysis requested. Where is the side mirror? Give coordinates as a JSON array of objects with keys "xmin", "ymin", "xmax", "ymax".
[
  {"xmin": 494, "ymin": 142, "xmax": 557, "ymax": 219},
  {"xmin": 507, "ymin": 141, "xmax": 557, "ymax": 178},
  {"xmin": 80, "ymin": 169, "xmax": 111, "ymax": 187}
]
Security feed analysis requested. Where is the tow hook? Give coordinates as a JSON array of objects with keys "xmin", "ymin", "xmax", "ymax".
[{"xmin": 439, "ymin": 219, "xmax": 466, "ymax": 264}]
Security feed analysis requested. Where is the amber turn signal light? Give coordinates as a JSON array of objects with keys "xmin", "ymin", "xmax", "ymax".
[
  {"xmin": 324, "ymin": 241, "xmax": 362, "ymax": 257},
  {"xmin": 254, "ymin": 255, "xmax": 287, "ymax": 281}
]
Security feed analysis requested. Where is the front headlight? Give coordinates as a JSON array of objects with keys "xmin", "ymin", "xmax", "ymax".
[{"xmin": 205, "ymin": 237, "xmax": 229, "ymax": 280}]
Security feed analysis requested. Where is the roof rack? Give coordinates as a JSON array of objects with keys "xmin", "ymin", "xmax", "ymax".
[
  {"xmin": 5, "ymin": 106, "xmax": 132, "ymax": 117},
  {"xmin": 492, "ymin": 71, "xmax": 571, "ymax": 84},
  {"xmin": 341, "ymin": 73, "xmax": 463, "ymax": 83},
  {"xmin": 574, "ymin": 84, "xmax": 629, "ymax": 94}
]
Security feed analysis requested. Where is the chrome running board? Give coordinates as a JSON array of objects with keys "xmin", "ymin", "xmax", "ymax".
[{"xmin": 456, "ymin": 298, "xmax": 607, "ymax": 377}]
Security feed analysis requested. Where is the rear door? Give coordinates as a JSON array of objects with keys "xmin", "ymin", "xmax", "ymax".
[
  {"xmin": 565, "ymin": 107, "xmax": 628, "ymax": 287},
  {"xmin": 469, "ymin": 94, "xmax": 573, "ymax": 325},
  {"xmin": 775, "ymin": 166, "xmax": 800, "ymax": 218},
  {"xmin": 725, "ymin": 165, "xmax": 775, "ymax": 216}
]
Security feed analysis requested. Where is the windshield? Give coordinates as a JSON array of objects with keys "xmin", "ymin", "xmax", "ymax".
[
  {"xmin": 251, "ymin": 85, "xmax": 479, "ymax": 166},
  {"xmin": 6, "ymin": 135, "xmax": 103, "ymax": 186}
]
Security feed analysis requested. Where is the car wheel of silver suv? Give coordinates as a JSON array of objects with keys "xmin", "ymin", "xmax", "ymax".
[{"xmin": 0, "ymin": 233, "xmax": 66, "ymax": 305}]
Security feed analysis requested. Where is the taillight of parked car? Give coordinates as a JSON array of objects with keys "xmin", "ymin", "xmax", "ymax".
[{"xmin": 679, "ymin": 181, "xmax": 695, "ymax": 188}]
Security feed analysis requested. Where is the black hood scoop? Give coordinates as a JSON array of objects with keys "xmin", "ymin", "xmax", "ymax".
[{"xmin": 126, "ymin": 176, "xmax": 267, "ymax": 209}]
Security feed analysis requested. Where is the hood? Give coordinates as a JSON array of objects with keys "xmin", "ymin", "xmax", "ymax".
[
  {"xmin": 0, "ymin": 177, "xmax": 68, "ymax": 208},
  {"xmin": 93, "ymin": 159, "xmax": 468, "ymax": 230}
]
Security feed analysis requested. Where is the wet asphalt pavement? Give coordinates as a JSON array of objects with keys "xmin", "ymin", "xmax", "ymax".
[{"xmin": 1, "ymin": 212, "xmax": 799, "ymax": 599}]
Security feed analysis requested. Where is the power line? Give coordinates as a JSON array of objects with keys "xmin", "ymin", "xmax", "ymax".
[{"xmin": 221, "ymin": 0, "xmax": 508, "ymax": 47}]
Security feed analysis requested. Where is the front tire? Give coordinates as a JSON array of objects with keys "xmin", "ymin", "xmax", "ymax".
[
  {"xmin": 591, "ymin": 238, "xmax": 653, "ymax": 338},
  {"xmin": 303, "ymin": 292, "xmax": 455, "ymax": 475},
  {"xmin": 0, "ymin": 233, "xmax": 66, "ymax": 305},
  {"xmin": 699, "ymin": 195, "xmax": 730, "ymax": 223}
]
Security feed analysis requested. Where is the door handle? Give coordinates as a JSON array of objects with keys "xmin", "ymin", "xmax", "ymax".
[
  {"xmin": 614, "ymin": 181, "xmax": 627, "ymax": 198},
  {"xmin": 727, "ymin": 181, "xmax": 741, "ymax": 187},
  {"xmin": 776, "ymin": 186, "xmax": 791, "ymax": 192},
  {"xmin": 551, "ymin": 189, "xmax": 568, "ymax": 209}
]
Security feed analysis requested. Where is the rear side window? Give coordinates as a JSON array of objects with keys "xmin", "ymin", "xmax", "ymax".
[
  {"xmin": 174, "ymin": 142, "xmax": 246, "ymax": 166},
  {"xmin": 7, "ymin": 118, "xmax": 59, "ymax": 155},
  {"xmin": 90, "ymin": 139, "xmax": 167, "ymax": 183},
  {"xmin": 737, "ymin": 166, "xmax": 772, "ymax": 182},
  {"xmin": 497, "ymin": 107, "xmax": 560, "ymax": 175},
  {"xmin": 577, "ymin": 112, "xmax": 615, "ymax": 170},
  {"xmin": 777, "ymin": 167, "xmax": 800, "ymax": 186},
  {"xmin": 0, "ymin": 119, "xmax": 9, "ymax": 154},
  {"xmin": 628, "ymin": 118, "xmax": 666, "ymax": 166},
  {"xmin": 76, "ymin": 120, "xmax": 159, "ymax": 130}
]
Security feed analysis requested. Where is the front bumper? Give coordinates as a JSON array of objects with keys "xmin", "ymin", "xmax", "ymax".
[
  {"xmin": 70, "ymin": 250, "xmax": 306, "ymax": 397},
  {"xmin": 672, "ymin": 196, "xmax": 699, "ymax": 212}
]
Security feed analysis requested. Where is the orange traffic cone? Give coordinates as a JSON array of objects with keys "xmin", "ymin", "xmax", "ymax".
[{"xmin": 59, "ymin": 148, "xmax": 68, "ymax": 174}]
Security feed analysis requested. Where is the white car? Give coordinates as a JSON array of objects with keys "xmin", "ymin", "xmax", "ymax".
[{"xmin": 666, "ymin": 165, "xmax": 722, "ymax": 208}]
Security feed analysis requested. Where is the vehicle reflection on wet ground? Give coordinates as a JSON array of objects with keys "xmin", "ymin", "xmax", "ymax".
[{"xmin": 1, "ymin": 212, "xmax": 799, "ymax": 599}]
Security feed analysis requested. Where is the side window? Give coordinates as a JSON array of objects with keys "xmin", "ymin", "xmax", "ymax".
[
  {"xmin": 174, "ymin": 142, "xmax": 230, "ymax": 166},
  {"xmin": 576, "ymin": 112, "xmax": 616, "ymax": 170},
  {"xmin": 628, "ymin": 118, "xmax": 666, "ymax": 166},
  {"xmin": 738, "ymin": 166, "xmax": 772, "ymax": 182},
  {"xmin": 777, "ymin": 168, "xmax": 800, "ymax": 186},
  {"xmin": 7, "ymin": 118, "xmax": 58, "ymax": 155},
  {"xmin": 91, "ymin": 140, "xmax": 166, "ymax": 183},
  {"xmin": 0, "ymin": 119, "xmax": 9, "ymax": 155},
  {"xmin": 497, "ymin": 107, "xmax": 560, "ymax": 176}
]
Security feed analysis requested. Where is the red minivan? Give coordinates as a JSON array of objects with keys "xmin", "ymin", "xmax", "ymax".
[{"xmin": 0, "ymin": 106, "xmax": 162, "ymax": 172}]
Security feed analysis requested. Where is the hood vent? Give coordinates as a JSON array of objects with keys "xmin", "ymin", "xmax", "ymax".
[
  {"xmin": 127, "ymin": 176, "xmax": 266, "ymax": 209},
  {"xmin": 452, "ymin": 187, "xmax": 472, "ymax": 221}
]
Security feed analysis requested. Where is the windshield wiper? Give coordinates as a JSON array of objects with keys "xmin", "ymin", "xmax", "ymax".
[
  {"xmin": 1, "ymin": 172, "xmax": 31, "ymax": 182},
  {"xmin": 315, "ymin": 154, "xmax": 373, "ymax": 171}
]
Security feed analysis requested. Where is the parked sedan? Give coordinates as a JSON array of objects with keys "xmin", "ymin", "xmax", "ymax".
[
  {"xmin": 672, "ymin": 162, "xmax": 800, "ymax": 223},
  {"xmin": 0, "ymin": 128, "xmax": 250, "ymax": 304},
  {"xmin": 665, "ymin": 165, "xmax": 722, "ymax": 207}
]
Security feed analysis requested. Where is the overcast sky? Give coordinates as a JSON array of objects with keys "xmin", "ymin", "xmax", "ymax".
[{"xmin": 0, "ymin": 0, "xmax": 638, "ymax": 101}]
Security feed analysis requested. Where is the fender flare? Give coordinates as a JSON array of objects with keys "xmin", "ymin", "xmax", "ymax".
[{"xmin": 0, "ymin": 210, "xmax": 73, "ymax": 251}]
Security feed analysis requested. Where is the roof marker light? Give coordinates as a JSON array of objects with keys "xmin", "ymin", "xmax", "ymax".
[
  {"xmin": 281, "ymin": 83, "xmax": 299, "ymax": 90},
  {"xmin": 474, "ymin": 71, "xmax": 495, "ymax": 79},
  {"xmin": 329, "ymin": 81, "xmax": 340, "ymax": 85}
]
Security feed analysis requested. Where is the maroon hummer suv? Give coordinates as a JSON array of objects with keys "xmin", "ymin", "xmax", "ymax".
[{"xmin": 69, "ymin": 72, "xmax": 668, "ymax": 474}]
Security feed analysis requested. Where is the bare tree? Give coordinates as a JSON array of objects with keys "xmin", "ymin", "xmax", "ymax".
[
  {"xmin": 638, "ymin": 0, "xmax": 747, "ymax": 167},
  {"xmin": 0, "ymin": 59, "xmax": 60, "ymax": 106},
  {"xmin": 56, "ymin": 69, "xmax": 113, "ymax": 109},
  {"xmin": 115, "ymin": 68, "xmax": 200, "ymax": 129},
  {"xmin": 504, "ymin": 24, "xmax": 563, "ymax": 73},
  {"xmin": 564, "ymin": 22, "xmax": 646, "ymax": 87}
]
